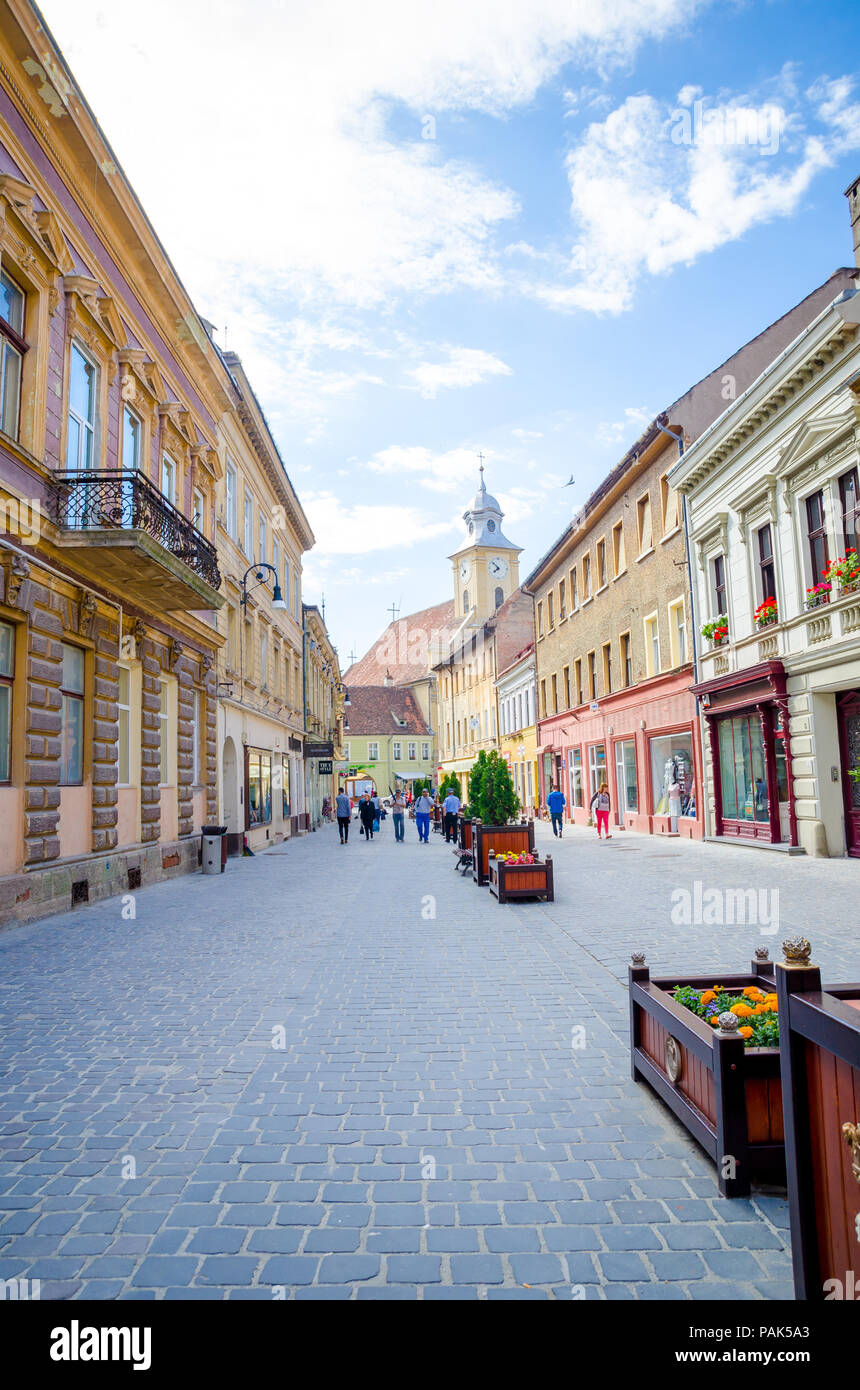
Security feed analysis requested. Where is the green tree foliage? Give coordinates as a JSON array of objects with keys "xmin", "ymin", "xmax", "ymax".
[
  {"xmin": 467, "ymin": 750, "xmax": 489, "ymax": 816},
  {"xmin": 439, "ymin": 772, "xmax": 462, "ymax": 799},
  {"xmin": 412, "ymin": 776, "xmax": 432, "ymax": 795},
  {"xmin": 471, "ymin": 750, "xmax": 520, "ymax": 826}
]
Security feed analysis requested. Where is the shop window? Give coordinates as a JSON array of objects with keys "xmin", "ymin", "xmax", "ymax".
[
  {"xmin": 61, "ymin": 643, "xmax": 85, "ymax": 784},
  {"xmin": 757, "ymin": 524, "xmax": 776, "ymax": 602},
  {"xmin": 0, "ymin": 269, "xmax": 26, "ymax": 441},
  {"xmin": 248, "ymin": 750, "xmax": 272, "ymax": 825},
  {"xmin": 806, "ymin": 490, "xmax": 829, "ymax": 587},
  {"xmin": 281, "ymin": 755, "xmax": 291, "ymax": 818},
  {"xmin": 0, "ymin": 620, "xmax": 14, "ymax": 782},
  {"xmin": 615, "ymin": 739, "xmax": 638, "ymax": 814},
  {"xmin": 717, "ymin": 715, "xmax": 768, "ymax": 824},
  {"xmin": 650, "ymin": 733, "xmax": 696, "ymax": 819},
  {"xmin": 569, "ymin": 748, "xmax": 584, "ymax": 807},
  {"xmin": 587, "ymin": 743, "xmax": 606, "ymax": 799}
]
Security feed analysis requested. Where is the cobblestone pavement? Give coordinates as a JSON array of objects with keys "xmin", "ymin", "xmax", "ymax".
[{"xmin": 0, "ymin": 816, "xmax": 856, "ymax": 1301}]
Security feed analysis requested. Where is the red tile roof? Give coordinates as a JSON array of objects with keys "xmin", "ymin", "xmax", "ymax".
[
  {"xmin": 344, "ymin": 685, "xmax": 431, "ymax": 737},
  {"xmin": 344, "ymin": 599, "xmax": 459, "ymax": 687}
]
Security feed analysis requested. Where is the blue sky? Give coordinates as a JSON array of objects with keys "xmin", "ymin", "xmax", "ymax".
[{"xmin": 41, "ymin": 0, "xmax": 860, "ymax": 666}]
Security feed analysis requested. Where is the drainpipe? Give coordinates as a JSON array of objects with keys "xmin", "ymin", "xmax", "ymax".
[{"xmin": 680, "ymin": 456, "xmax": 712, "ymax": 839}]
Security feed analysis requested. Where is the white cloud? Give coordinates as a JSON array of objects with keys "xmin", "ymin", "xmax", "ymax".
[
  {"xmin": 301, "ymin": 491, "xmax": 457, "ymax": 556},
  {"xmin": 408, "ymin": 348, "xmax": 513, "ymax": 398},
  {"xmin": 543, "ymin": 76, "xmax": 860, "ymax": 314},
  {"xmin": 597, "ymin": 405, "xmax": 653, "ymax": 445}
]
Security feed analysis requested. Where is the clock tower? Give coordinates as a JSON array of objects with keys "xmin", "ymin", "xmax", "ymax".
[{"xmin": 450, "ymin": 465, "xmax": 522, "ymax": 621}]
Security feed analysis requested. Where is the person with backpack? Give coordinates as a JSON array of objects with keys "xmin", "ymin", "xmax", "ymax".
[
  {"xmin": 546, "ymin": 783, "xmax": 566, "ymax": 838},
  {"xmin": 589, "ymin": 781, "xmax": 612, "ymax": 839}
]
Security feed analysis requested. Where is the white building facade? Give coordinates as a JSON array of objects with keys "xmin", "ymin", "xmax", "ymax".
[{"xmin": 670, "ymin": 289, "xmax": 860, "ymax": 857}]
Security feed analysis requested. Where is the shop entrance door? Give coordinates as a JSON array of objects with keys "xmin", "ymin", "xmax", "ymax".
[{"xmin": 837, "ymin": 691, "xmax": 860, "ymax": 857}]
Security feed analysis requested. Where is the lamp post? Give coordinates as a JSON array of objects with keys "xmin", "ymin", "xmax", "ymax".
[{"xmin": 240, "ymin": 562, "xmax": 287, "ymax": 612}]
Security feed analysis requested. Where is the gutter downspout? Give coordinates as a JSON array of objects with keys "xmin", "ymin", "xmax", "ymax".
[{"xmin": 679, "ymin": 456, "xmax": 712, "ymax": 840}]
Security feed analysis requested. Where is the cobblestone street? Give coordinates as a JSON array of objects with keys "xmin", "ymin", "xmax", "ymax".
[{"xmin": 0, "ymin": 820, "xmax": 856, "ymax": 1301}]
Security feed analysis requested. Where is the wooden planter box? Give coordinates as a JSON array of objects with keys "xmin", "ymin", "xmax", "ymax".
[
  {"xmin": 471, "ymin": 819, "xmax": 535, "ymax": 886},
  {"xmin": 488, "ymin": 852, "xmax": 554, "ymax": 903},
  {"xmin": 457, "ymin": 816, "xmax": 473, "ymax": 852},
  {"xmin": 629, "ymin": 952, "xmax": 784, "ymax": 1196},
  {"xmin": 775, "ymin": 945, "xmax": 860, "ymax": 1300}
]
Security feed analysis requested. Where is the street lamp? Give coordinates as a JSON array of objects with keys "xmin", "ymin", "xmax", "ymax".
[{"xmin": 240, "ymin": 562, "xmax": 287, "ymax": 612}]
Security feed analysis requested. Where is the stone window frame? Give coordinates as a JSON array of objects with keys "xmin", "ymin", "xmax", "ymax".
[
  {"xmin": 59, "ymin": 639, "xmax": 87, "ymax": 787},
  {"xmin": 692, "ymin": 511, "xmax": 730, "ymax": 627},
  {"xmin": 734, "ymin": 474, "xmax": 780, "ymax": 618},
  {"xmin": 660, "ymin": 471, "xmax": 681, "ymax": 540},
  {"xmin": 601, "ymin": 641, "xmax": 612, "ymax": 694},
  {"xmin": 667, "ymin": 595, "xmax": 688, "ymax": 669},
  {"xmin": 596, "ymin": 537, "xmax": 608, "ymax": 592},
  {"xmin": 643, "ymin": 610, "xmax": 660, "ymax": 678},
  {"xmin": 612, "ymin": 520, "xmax": 626, "ymax": 578},
  {"xmin": 61, "ymin": 275, "xmax": 129, "ymax": 472},
  {"xmin": 0, "ymin": 174, "xmax": 75, "ymax": 462},
  {"xmin": 619, "ymin": 630, "xmax": 633, "ymax": 688},
  {"xmin": 392, "ymin": 739, "xmax": 402, "ymax": 761},
  {"xmin": 636, "ymin": 491, "xmax": 654, "ymax": 558}
]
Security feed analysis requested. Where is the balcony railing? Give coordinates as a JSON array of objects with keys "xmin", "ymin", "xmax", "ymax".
[{"xmin": 49, "ymin": 469, "xmax": 220, "ymax": 591}]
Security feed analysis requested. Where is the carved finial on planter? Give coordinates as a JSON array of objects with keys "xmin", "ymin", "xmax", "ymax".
[
  {"xmin": 631, "ymin": 951, "xmax": 646, "ymax": 967},
  {"xmin": 717, "ymin": 1011, "xmax": 740, "ymax": 1034},
  {"xmin": 78, "ymin": 590, "xmax": 97, "ymax": 638},
  {"xmin": 754, "ymin": 946, "xmax": 770, "ymax": 962},
  {"xmin": 168, "ymin": 638, "xmax": 184, "ymax": 671},
  {"xmin": 781, "ymin": 936, "xmax": 812, "ymax": 968}
]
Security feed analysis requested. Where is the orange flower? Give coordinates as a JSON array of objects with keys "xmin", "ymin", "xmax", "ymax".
[
  {"xmin": 739, "ymin": 1026, "xmax": 754, "ymax": 1039},
  {"xmin": 733, "ymin": 1002, "xmax": 753, "ymax": 1017},
  {"xmin": 701, "ymin": 991, "xmax": 716, "ymax": 1006},
  {"xmin": 743, "ymin": 987, "xmax": 763, "ymax": 1000},
  {"xmin": 709, "ymin": 1017, "xmax": 720, "ymax": 1027}
]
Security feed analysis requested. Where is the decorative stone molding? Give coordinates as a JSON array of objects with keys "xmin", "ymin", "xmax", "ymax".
[
  {"xmin": 5, "ymin": 554, "xmax": 31, "ymax": 609},
  {"xmin": 734, "ymin": 474, "xmax": 778, "ymax": 542},
  {"xmin": 806, "ymin": 614, "xmax": 831, "ymax": 644},
  {"xmin": 78, "ymin": 590, "xmax": 97, "ymax": 638},
  {"xmin": 132, "ymin": 618, "xmax": 147, "ymax": 647},
  {"xmin": 168, "ymin": 638, "xmax": 185, "ymax": 671},
  {"xmin": 692, "ymin": 511, "xmax": 729, "ymax": 572}
]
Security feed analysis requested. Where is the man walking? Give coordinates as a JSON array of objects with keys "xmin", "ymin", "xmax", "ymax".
[
  {"xmin": 442, "ymin": 786, "xmax": 460, "ymax": 842},
  {"xmin": 414, "ymin": 788, "xmax": 432, "ymax": 843},
  {"xmin": 391, "ymin": 790, "xmax": 406, "ymax": 842},
  {"xmin": 546, "ymin": 783, "xmax": 566, "ymax": 838},
  {"xmin": 335, "ymin": 787, "xmax": 351, "ymax": 844}
]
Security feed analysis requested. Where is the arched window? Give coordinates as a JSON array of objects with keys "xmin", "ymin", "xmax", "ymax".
[
  {"xmin": 463, "ymin": 590, "xmax": 469, "ymax": 613},
  {"xmin": 494, "ymin": 586, "xmax": 504, "ymax": 609}
]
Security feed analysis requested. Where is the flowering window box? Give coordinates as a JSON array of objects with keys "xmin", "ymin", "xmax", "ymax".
[
  {"xmin": 754, "ymin": 597, "xmax": 778, "ymax": 629},
  {"xmin": 805, "ymin": 585, "xmax": 831, "ymax": 610},
  {"xmin": 488, "ymin": 851, "xmax": 554, "ymax": 904},
  {"xmin": 629, "ymin": 949, "xmax": 784, "ymax": 1196}
]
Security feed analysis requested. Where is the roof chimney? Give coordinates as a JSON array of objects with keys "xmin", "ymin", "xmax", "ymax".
[
  {"xmin": 846, "ymin": 175, "xmax": 860, "ymax": 268},
  {"xmin": 383, "ymin": 669, "xmax": 394, "ymax": 687}
]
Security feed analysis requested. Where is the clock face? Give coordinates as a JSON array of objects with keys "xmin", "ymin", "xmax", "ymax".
[
  {"xmin": 459, "ymin": 560, "xmax": 472, "ymax": 582},
  {"xmin": 488, "ymin": 555, "xmax": 509, "ymax": 579}
]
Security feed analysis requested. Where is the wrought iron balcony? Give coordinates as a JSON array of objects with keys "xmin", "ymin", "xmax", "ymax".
[{"xmin": 49, "ymin": 469, "xmax": 222, "ymax": 610}]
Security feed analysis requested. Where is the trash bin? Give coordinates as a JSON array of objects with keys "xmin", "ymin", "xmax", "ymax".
[{"xmin": 201, "ymin": 825, "xmax": 228, "ymax": 874}]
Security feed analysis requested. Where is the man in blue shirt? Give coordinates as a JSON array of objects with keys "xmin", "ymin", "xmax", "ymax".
[
  {"xmin": 546, "ymin": 784, "xmax": 566, "ymax": 838},
  {"xmin": 442, "ymin": 789, "xmax": 461, "ymax": 842}
]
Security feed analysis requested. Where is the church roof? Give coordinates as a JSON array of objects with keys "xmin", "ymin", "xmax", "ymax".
[{"xmin": 343, "ymin": 599, "xmax": 459, "ymax": 687}]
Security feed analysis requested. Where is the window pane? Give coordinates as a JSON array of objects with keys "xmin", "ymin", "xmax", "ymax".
[
  {"xmin": 62, "ymin": 644, "xmax": 84, "ymax": 694},
  {"xmin": 0, "ymin": 684, "xmax": 10, "ymax": 782},
  {"xmin": 65, "ymin": 413, "xmax": 81, "ymax": 470},
  {"xmin": 69, "ymin": 345, "xmax": 95, "ymax": 424},
  {"xmin": 62, "ymin": 694, "xmax": 83, "ymax": 783},
  {"xmin": 123, "ymin": 408, "xmax": 140, "ymax": 469},
  {"xmin": 0, "ymin": 621, "xmax": 13, "ymax": 677},
  {"xmin": 0, "ymin": 271, "xmax": 24, "ymax": 333},
  {"xmin": 1, "ymin": 341, "xmax": 22, "ymax": 437}
]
